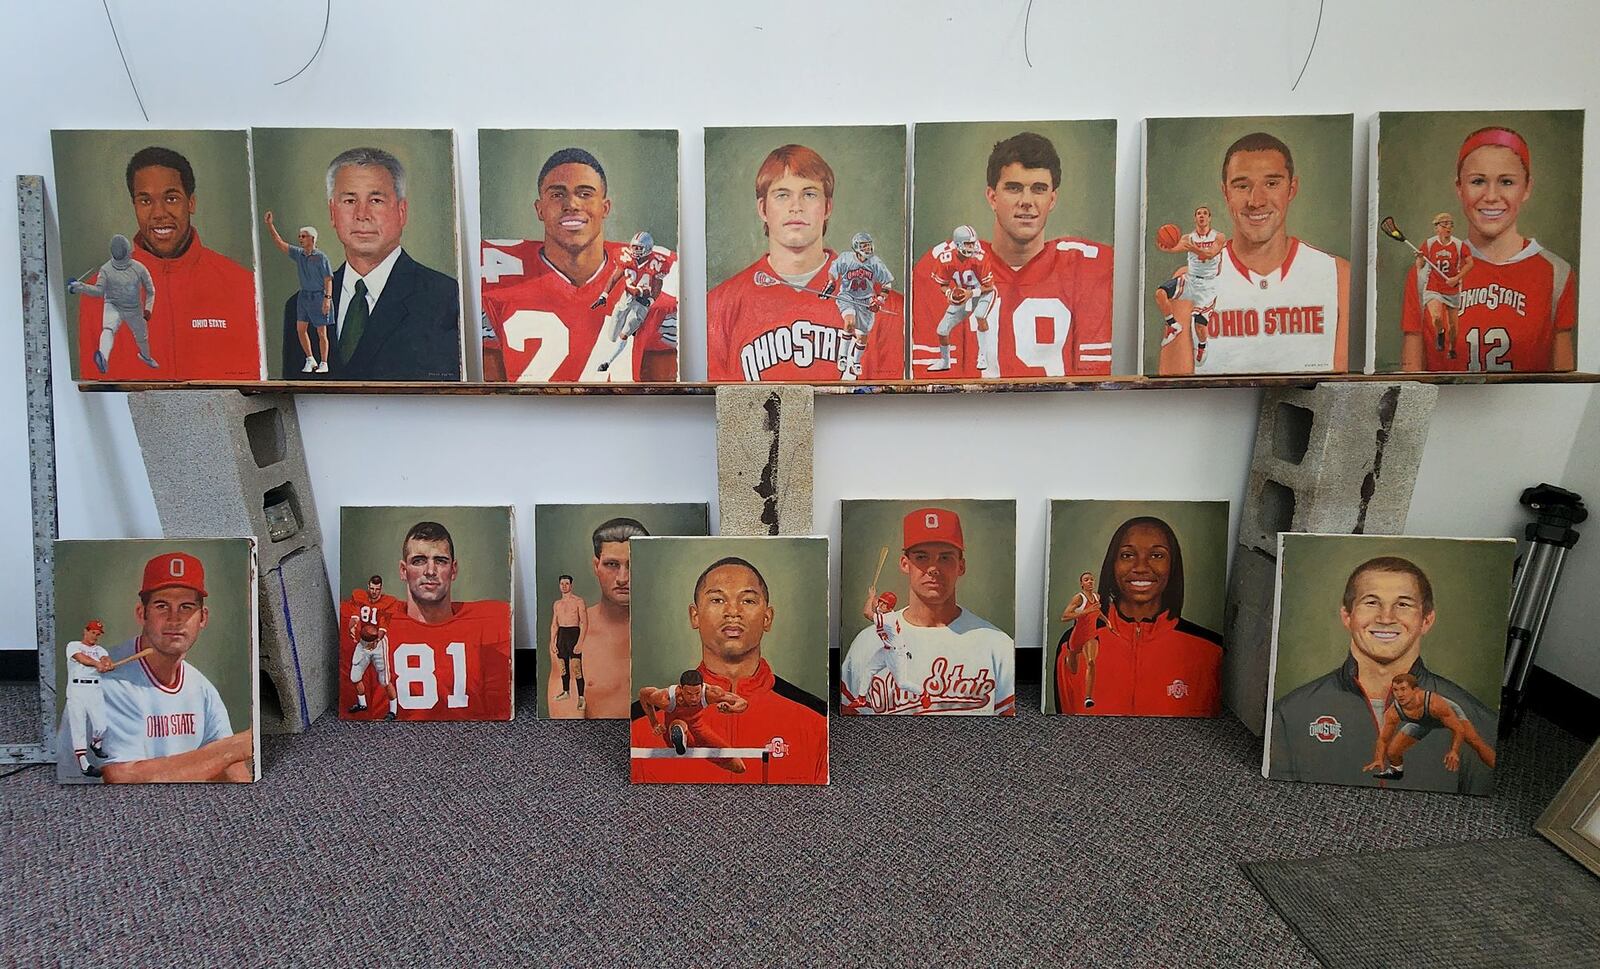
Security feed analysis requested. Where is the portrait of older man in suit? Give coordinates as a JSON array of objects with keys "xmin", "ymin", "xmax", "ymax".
[{"xmin": 282, "ymin": 146, "xmax": 462, "ymax": 380}]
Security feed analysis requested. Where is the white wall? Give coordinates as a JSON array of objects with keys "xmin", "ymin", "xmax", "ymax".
[{"xmin": 1, "ymin": 1, "xmax": 1595, "ymax": 689}]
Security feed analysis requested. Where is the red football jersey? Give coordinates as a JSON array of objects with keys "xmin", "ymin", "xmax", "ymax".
[
  {"xmin": 910, "ymin": 237, "xmax": 1114, "ymax": 378},
  {"xmin": 1401, "ymin": 240, "xmax": 1575, "ymax": 372},
  {"xmin": 480, "ymin": 239, "xmax": 678, "ymax": 382},
  {"xmin": 619, "ymin": 247, "xmax": 672, "ymax": 298},
  {"xmin": 76, "ymin": 230, "xmax": 261, "ymax": 381},
  {"xmin": 343, "ymin": 590, "xmax": 401, "ymax": 632},
  {"xmin": 382, "ymin": 600, "xmax": 513, "ymax": 721},
  {"xmin": 1420, "ymin": 237, "xmax": 1469, "ymax": 295},
  {"xmin": 706, "ymin": 252, "xmax": 906, "ymax": 382},
  {"xmin": 929, "ymin": 244, "xmax": 995, "ymax": 292}
]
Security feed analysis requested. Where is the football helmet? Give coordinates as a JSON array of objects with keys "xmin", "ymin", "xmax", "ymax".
[
  {"xmin": 850, "ymin": 231, "xmax": 874, "ymax": 259},
  {"xmin": 630, "ymin": 230, "xmax": 654, "ymax": 261},
  {"xmin": 953, "ymin": 224, "xmax": 981, "ymax": 258}
]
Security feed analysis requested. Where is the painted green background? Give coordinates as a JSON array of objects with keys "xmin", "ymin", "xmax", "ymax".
[
  {"xmin": 252, "ymin": 128, "xmax": 460, "ymax": 378},
  {"xmin": 630, "ymin": 536, "xmax": 829, "ymax": 701},
  {"xmin": 838, "ymin": 499, "xmax": 1016, "ymax": 647},
  {"xmin": 1042, "ymin": 500, "xmax": 1230, "ymax": 714},
  {"xmin": 530, "ymin": 502, "xmax": 709, "ymax": 718},
  {"xmin": 1141, "ymin": 114, "xmax": 1355, "ymax": 373},
  {"xmin": 704, "ymin": 125, "xmax": 906, "ymax": 291},
  {"xmin": 1372, "ymin": 110, "xmax": 1584, "ymax": 371},
  {"xmin": 53, "ymin": 538, "xmax": 256, "ymax": 731},
  {"xmin": 339, "ymin": 506, "xmax": 513, "ymax": 606},
  {"xmin": 479, "ymin": 129, "xmax": 679, "ymax": 249},
  {"xmin": 52, "ymin": 129, "xmax": 257, "ymax": 381},
  {"xmin": 911, "ymin": 120, "xmax": 1117, "ymax": 256},
  {"xmin": 1272, "ymin": 534, "xmax": 1515, "ymax": 707}
]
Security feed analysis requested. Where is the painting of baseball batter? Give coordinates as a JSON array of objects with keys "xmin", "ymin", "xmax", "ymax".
[
  {"xmin": 53, "ymin": 539, "xmax": 259, "ymax": 785},
  {"xmin": 704, "ymin": 126, "xmax": 907, "ymax": 382},
  {"xmin": 1141, "ymin": 114, "xmax": 1355, "ymax": 376},
  {"xmin": 909, "ymin": 121, "xmax": 1117, "ymax": 379},
  {"xmin": 532, "ymin": 502, "xmax": 710, "ymax": 720},
  {"xmin": 628, "ymin": 536, "xmax": 829, "ymax": 785},
  {"xmin": 1264, "ymin": 534, "xmax": 1514, "ymax": 795},
  {"xmin": 479, "ymin": 129, "xmax": 681, "ymax": 383},
  {"xmin": 339, "ymin": 506, "xmax": 514, "ymax": 722},
  {"xmin": 1043, "ymin": 500, "xmax": 1229, "ymax": 717},
  {"xmin": 51, "ymin": 129, "xmax": 263, "ymax": 382},
  {"xmin": 1370, "ymin": 110, "xmax": 1582, "ymax": 373},
  {"xmin": 838, "ymin": 500, "xmax": 1017, "ymax": 716}
]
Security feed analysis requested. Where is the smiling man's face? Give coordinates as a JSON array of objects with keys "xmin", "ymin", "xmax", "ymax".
[
  {"xmin": 1341, "ymin": 569, "xmax": 1435, "ymax": 667},
  {"xmin": 130, "ymin": 164, "xmax": 195, "ymax": 258},
  {"xmin": 534, "ymin": 162, "xmax": 610, "ymax": 253}
]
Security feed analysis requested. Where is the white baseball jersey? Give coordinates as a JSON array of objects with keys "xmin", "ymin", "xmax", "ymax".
[
  {"xmin": 100, "ymin": 638, "xmax": 233, "ymax": 764},
  {"xmin": 1199, "ymin": 239, "xmax": 1341, "ymax": 374},
  {"xmin": 840, "ymin": 607, "xmax": 1016, "ymax": 716},
  {"xmin": 1183, "ymin": 230, "xmax": 1222, "ymax": 308},
  {"xmin": 63, "ymin": 640, "xmax": 109, "ymax": 752}
]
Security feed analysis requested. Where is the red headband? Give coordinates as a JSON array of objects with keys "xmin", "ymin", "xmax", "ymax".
[{"xmin": 1458, "ymin": 128, "xmax": 1531, "ymax": 173}]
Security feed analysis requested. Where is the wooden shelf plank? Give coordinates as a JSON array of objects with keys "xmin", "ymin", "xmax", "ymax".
[{"xmin": 73, "ymin": 371, "xmax": 1600, "ymax": 396}]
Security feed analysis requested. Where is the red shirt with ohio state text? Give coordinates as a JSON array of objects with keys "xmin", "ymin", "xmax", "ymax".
[
  {"xmin": 910, "ymin": 237, "xmax": 1114, "ymax": 378},
  {"xmin": 706, "ymin": 251, "xmax": 906, "ymax": 382},
  {"xmin": 1056, "ymin": 609, "xmax": 1222, "ymax": 717},
  {"xmin": 629, "ymin": 658, "xmax": 828, "ymax": 784},
  {"xmin": 480, "ymin": 239, "xmax": 678, "ymax": 382},
  {"xmin": 375, "ymin": 600, "xmax": 513, "ymax": 721},
  {"xmin": 1420, "ymin": 237, "xmax": 1469, "ymax": 296},
  {"xmin": 1401, "ymin": 239, "xmax": 1575, "ymax": 372}
]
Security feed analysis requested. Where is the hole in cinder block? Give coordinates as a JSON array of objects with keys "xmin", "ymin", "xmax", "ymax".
[
  {"xmin": 263, "ymin": 482, "xmax": 303, "ymax": 544},
  {"xmin": 1272, "ymin": 402, "xmax": 1314, "ymax": 464},
  {"xmin": 259, "ymin": 668, "xmax": 284, "ymax": 729},
  {"xmin": 244, "ymin": 408, "xmax": 286, "ymax": 469},
  {"xmin": 1260, "ymin": 479, "xmax": 1297, "ymax": 538}
]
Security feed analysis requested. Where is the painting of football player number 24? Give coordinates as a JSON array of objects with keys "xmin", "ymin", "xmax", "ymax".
[
  {"xmin": 339, "ymin": 506, "xmax": 515, "ymax": 722},
  {"xmin": 478, "ymin": 129, "xmax": 682, "ymax": 383}
]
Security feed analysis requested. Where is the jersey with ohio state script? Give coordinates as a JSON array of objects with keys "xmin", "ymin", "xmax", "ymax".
[
  {"xmin": 1401, "ymin": 239, "xmax": 1575, "ymax": 372},
  {"xmin": 839, "ymin": 607, "xmax": 1016, "ymax": 716},
  {"xmin": 910, "ymin": 237, "xmax": 1114, "ymax": 378},
  {"xmin": 706, "ymin": 252, "xmax": 905, "ymax": 381},
  {"xmin": 99, "ymin": 637, "xmax": 235, "ymax": 763},
  {"xmin": 1420, "ymin": 237, "xmax": 1469, "ymax": 295},
  {"xmin": 480, "ymin": 239, "xmax": 678, "ymax": 382},
  {"xmin": 381, "ymin": 600, "xmax": 513, "ymax": 721},
  {"xmin": 1198, "ymin": 239, "xmax": 1343, "ymax": 374}
]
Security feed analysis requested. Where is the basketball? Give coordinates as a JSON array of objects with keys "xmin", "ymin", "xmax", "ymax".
[{"xmin": 1157, "ymin": 223, "xmax": 1182, "ymax": 248}]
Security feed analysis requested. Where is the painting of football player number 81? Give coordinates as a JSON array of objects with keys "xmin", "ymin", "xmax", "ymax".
[{"xmin": 478, "ymin": 129, "xmax": 682, "ymax": 383}]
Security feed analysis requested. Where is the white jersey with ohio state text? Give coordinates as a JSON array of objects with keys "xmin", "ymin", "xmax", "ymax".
[
  {"xmin": 99, "ymin": 637, "xmax": 233, "ymax": 763},
  {"xmin": 1199, "ymin": 239, "xmax": 1341, "ymax": 374},
  {"xmin": 839, "ymin": 608, "xmax": 1016, "ymax": 716}
]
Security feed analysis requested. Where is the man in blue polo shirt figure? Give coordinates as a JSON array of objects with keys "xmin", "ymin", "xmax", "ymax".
[{"xmin": 264, "ymin": 210, "xmax": 334, "ymax": 373}]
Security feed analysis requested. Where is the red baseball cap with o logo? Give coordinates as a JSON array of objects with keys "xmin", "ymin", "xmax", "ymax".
[
  {"xmin": 141, "ymin": 552, "xmax": 208, "ymax": 597},
  {"xmin": 903, "ymin": 507, "xmax": 964, "ymax": 551}
]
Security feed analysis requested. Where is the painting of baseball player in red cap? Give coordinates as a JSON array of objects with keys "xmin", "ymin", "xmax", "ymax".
[
  {"xmin": 839, "ymin": 500, "xmax": 1016, "ymax": 716},
  {"xmin": 53, "ymin": 539, "xmax": 260, "ymax": 785}
]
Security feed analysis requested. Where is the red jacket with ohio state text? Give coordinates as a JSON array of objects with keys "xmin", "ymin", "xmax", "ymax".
[
  {"xmin": 629, "ymin": 658, "xmax": 828, "ymax": 784},
  {"xmin": 706, "ymin": 251, "xmax": 905, "ymax": 382},
  {"xmin": 1055, "ymin": 608, "xmax": 1222, "ymax": 717},
  {"xmin": 76, "ymin": 230, "xmax": 261, "ymax": 381}
]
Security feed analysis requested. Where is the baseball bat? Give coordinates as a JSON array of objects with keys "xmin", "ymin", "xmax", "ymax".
[
  {"xmin": 870, "ymin": 546, "xmax": 889, "ymax": 590},
  {"xmin": 108, "ymin": 647, "xmax": 154, "ymax": 670}
]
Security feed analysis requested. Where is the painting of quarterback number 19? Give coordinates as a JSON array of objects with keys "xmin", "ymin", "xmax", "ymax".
[
  {"xmin": 478, "ymin": 128, "xmax": 682, "ymax": 383},
  {"xmin": 339, "ymin": 506, "xmax": 515, "ymax": 722}
]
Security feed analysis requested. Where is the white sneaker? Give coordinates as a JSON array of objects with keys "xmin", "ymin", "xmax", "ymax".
[
  {"xmin": 927, "ymin": 359, "xmax": 953, "ymax": 373},
  {"xmin": 577, "ymin": 696, "xmax": 586, "ymax": 711},
  {"xmin": 301, "ymin": 358, "xmax": 315, "ymax": 373},
  {"xmin": 555, "ymin": 691, "xmax": 569, "ymax": 701},
  {"xmin": 976, "ymin": 351, "xmax": 988, "ymax": 371},
  {"xmin": 315, "ymin": 361, "xmax": 329, "ymax": 373}
]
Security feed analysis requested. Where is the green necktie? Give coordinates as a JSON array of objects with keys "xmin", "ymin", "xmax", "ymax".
[{"xmin": 339, "ymin": 279, "xmax": 368, "ymax": 365}]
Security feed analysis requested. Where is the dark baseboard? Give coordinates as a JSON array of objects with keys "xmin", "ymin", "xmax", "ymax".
[
  {"xmin": 0, "ymin": 650, "xmax": 37, "ymax": 681},
  {"xmin": 1526, "ymin": 666, "xmax": 1600, "ymax": 743}
]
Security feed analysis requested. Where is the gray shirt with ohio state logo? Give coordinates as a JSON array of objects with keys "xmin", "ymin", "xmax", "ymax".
[{"xmin": 1266, "ymin": 655, "xmax": 1497, "ymax": 795}]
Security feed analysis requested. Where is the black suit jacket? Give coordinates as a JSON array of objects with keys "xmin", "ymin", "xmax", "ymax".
[{"xmin": 282, "ymin": 248, "xmax": 462, "ymax": 381}]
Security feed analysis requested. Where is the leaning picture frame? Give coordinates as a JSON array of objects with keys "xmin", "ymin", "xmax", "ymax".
[{"xmin": 1536, "ymin": 737, "xmax": 1600, "ymax": 878}]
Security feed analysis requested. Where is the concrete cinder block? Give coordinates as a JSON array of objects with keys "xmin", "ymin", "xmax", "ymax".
[
  {"xmin": 715, "ymin": 386, "xmax": 815, "ymax": 536},
  {"xmin": 256, "ymin": 544, "xmax": 340, "ymax": 734},
  {"xmin": 1224, "ymin": 382, "xmax": 1437, "ymax": 735},
  {"xmin": 128, "ymin": 390, "xmax": 336, "ymax": 732}
]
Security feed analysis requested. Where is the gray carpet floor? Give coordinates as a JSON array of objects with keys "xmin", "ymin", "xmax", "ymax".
[{"xmin": 0, "ymin": 677, "xmax": 1588, "ymax": 967}]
